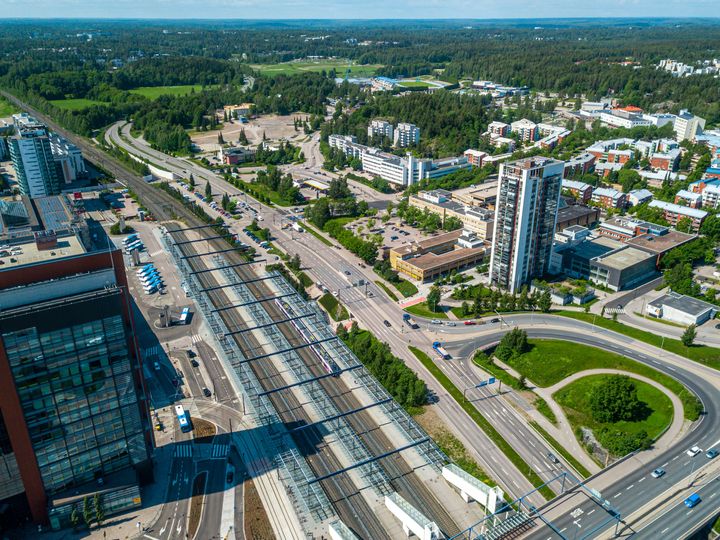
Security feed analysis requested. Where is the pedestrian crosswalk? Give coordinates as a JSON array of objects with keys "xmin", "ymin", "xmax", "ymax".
[
  {"xmin": 191, "ymin": 335, "xmax": 202, "ymax": 345},
  {"xmin": 174, "ymin": 444, "xmax": 193, "ymax": 458},
  {"xmin": 143, "ymin": 345, "xmax": 161, "ymax": 359},
  {"xmin": 211, "ymin": 443, "xmax": 230, "ymax": 459}
]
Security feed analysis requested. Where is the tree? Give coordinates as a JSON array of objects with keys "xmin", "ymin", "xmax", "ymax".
[
  {"xmin": 188, "ymin": 173, "xmax": 195, "ymax": 189},
  {"xmin": 426, "ymin": 286, "xmax": 442, "ymax": 312},
  {"xmin": 538, "ymin": 290, "xmax": 552, "ymax": 313},
  {"xmin": 94, "ymin": 493, "xmax": 105, "ymax": 526},
  {"xmin": 221, "ymin": 192, "xmax": 230, "ymax": 210},
  {"xmin": 588, "ymin": 375, "xmax": 646, "ymax": 423},
  {"xmin": 204, "ymin": 181, "xmax": 212, "ymax": 201},
  {"xmin": 82, "ymin": 496, "xmax": 93, "ymax": 527},
  {"xmin": 681, "ymin": 324, "xmax": 697, "ymax": 347},
  {"xmin": 70, "ymin": 507, "xmax": 80, "ymax": 530},
  {"xmin": 676, "ymin": 216, "xmax": 693, "ymax": 234},
  {"xmin": 238, "ymin": 129, "xmax": 249, "ymax": 145},
  {"xmin": 494, "ymin": 328, "xmax": 530, "ymax": 362},
  {"xmin": 307, "ymin": 198, "xmax": 332, "ymax": 229}
]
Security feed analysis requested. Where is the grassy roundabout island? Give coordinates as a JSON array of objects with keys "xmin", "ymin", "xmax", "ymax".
[
  {"xmin": 500, "ymin": 338, "xmax": 701, "ymax": 421},
  {"xmin": 554, "ymin": 374, "xmax": 674, "ymax": 456}
]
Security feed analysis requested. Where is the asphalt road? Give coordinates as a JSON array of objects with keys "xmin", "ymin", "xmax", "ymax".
[{"xmin": 102, "ymin": 115, "xmax": 720, "ymax": 537}]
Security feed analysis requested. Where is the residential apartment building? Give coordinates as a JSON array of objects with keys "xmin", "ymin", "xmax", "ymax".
[
  {"xmin": 627, "ymin": 189, "xmax": 653, "ymax": 207},
  {"xmin": 649, "ymin": 148, "xmax": 681, "ymax": 171},
  {"xmin": 648, "ymin": 200, "xmax": 708, "ymax": 231},
  {"xmin": 367, "ymin": 119, "xmax": 394, "ymax": 141},
  {"xmin": 510, "ymin": 119, "xmax": 538, "ymax": 142},
  {"xmin": 701, "ymin": 184, "xmax": 720, "ymax": 209},
  {"xmin": 489, "ymin": 157, "xmax": 563, "ymax": 292},
  {"xmin": 598, "ymin": 110, "xmax": 652, "ymax": 129},
  {"xmin": 673, "ymin": 110, "xmax": 706, "ymax": 141},
  {"xmin": 0, "ymin": 196, "xmax": 153, "ymax": 529},
  {"xmin": 674, "ymin": 189, "xmax": 702, "ymax": 209},
  {"xmin": 393, "ymin": 123, "xmax": 420, "ymax": 147},
  {"xmin": 487, "ymin": 121, "xmax": 510, "ymax": 137},
  {"xmin": 463, "ymin": 149, "xmax": 488, "ymax": 167},
  {"xmin": 591, "ymin": 187, "xmax": 626, "ymax": 208},
  {"xmin": 561, "ymin": 179, "xmax": 593, "ymax": 203},
  {"xmin": 563, "ymin": 153, "xmax": 596, "ymax": 178}
]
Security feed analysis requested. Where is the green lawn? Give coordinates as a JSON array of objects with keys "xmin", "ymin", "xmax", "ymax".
[
  {"xmin": 50, "ymin": 98, "xmax": 107, "ymax": 110},
  {"xmin": 557, "ymin": 311, "xmax": 720, "ymax": 371},
  {"xmin": 504, "ymin": 339, "xmax": 701, "ymax": 421},
  {"xmin": 128, "ymin": 85, "xmax": 213, "ymax": 100},
  {"xmin": 375, "ymin": 280, "xmax": 399, "ymax": 302},
  {"xmin": 0, "ymin": 96, "xmax": 19, "ymax": 117},
  {"xmin": 399, "ymin": 81, "xmax": 432, "ymax": 88},
  {"xmin": 319, "ymin": 293, "xmax": 349, "ymax": 322},
  {"xmin": 404, "ymin": 302, "xmax": 448, "ymax": 319},
  {"xmin": 409, "ymin": 347, "xmax": 555, "ymax": 500},
  {"xmin": 250, "ymin": 59, "xmax": 383, "ymax": 78},
  {"xmin": 395, "ymin": 279, "xmax": 418, "ymax": 298},
  {"xmin": 554, "ymin": 375, "xmax": 674, "ymax": 456}
]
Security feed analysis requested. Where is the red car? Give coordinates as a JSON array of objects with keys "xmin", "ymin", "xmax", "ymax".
[{"xmin": 464, "ymin": 320, "xmax": 477, "ymax": 326}]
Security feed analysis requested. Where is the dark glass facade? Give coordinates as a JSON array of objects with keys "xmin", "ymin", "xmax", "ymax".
[{"xmin": 1, "ymin": 293, "xmax": 149, "ymax": 500}]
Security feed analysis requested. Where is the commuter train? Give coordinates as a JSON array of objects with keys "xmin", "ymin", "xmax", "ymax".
[{"xmin": 274, "ymin": 299, "xmax": 339, "ymax": 376}]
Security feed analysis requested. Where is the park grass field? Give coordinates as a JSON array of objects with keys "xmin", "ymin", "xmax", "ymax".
[
  {"xmin": 251, "ymin": 59, "xmax": 382, "ymax": 77},
  {"xmin": 554, "ymin": 375, "xmax": 674, "ymax": 448},
  {"xmin": 49, "ymin": 98, "xmax": 107, "ymax": 110},
  {"xmin": 128, "ymin": 85, "xmax": 213, "ymax": 99},
  {"xmin": 0, "ymin": 96, "xmax": 19, "ymax": 117}
]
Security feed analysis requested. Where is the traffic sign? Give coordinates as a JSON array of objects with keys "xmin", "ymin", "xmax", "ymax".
[
  {"xmin": 477, "ymin": 380, "xmax": 488, "ymax": 387},
  {"xmin": 488, "ymin": 377, "xmax": 496, "ymax": 385}
]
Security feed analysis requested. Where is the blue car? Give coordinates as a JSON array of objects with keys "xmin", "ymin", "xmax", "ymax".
[{"xmin": 684, "ymin": 494, "xmax": 701, "ymax": 508}]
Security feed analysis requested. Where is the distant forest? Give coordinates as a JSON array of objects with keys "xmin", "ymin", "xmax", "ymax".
[{"xmin": 1, "ymin": 19, "xmax": 719, "ymax": 151}]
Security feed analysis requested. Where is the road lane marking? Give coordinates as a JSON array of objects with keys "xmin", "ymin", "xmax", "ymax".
[
  {"xmin": 638, "ymin": 477, "xmax": 645, "ymax": 483},
  {"xmin": 587, "ymin": 509, "xmax": 595, "ymax": 515},
  {"xmin": 626, "ymin": 484, "xmax": 634, "ymax": 490},
  {"xmin": 662, "ymin": 462, "xmax": 669, "ymax": 467},
  {"xmin": 661, "ymin": 528, "xmax": 669, "ymax": 534},
  {"xmin": 613, "ymin": 493, "xmax": 621, "ymax": 498}
]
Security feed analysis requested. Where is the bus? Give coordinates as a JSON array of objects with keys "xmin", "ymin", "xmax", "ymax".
[
  {"xmin": 125, "ymin": 240, "xmax": 144, "ymax": 252},
  {"xmin": 179, "ymin": 307, "xmax": 190, "ymax": 325},
  {"xmin": 136, "ymin": 264, "xmax": 155, "ymax": 275},
  {"xmin": 144, "ymin": 276, "xmax": 164, "ymax": 288},
  {"xmin": 137, "ymin": 267, "xmax": 157, "ymax": 277},
  {"xmin": 122, "ymin": 234, "xmax": 139, "ymax": 245},
  {"xmin": 175, "ymin": 405, "xmax": 192, "ymax": 432}
]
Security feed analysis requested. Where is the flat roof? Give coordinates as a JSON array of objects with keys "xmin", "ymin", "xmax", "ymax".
[
  {"xmin": 0, "ymin": 234, "xmax": 87, "ymax": 270},
  {"xmin": 557, "ymin": 204, "xmax": 599, "ymax": 223},
  {"xmin": 593, "ymin": 246, "xmax": 655, "ymax": 270},
  {"xmin": 627, "ymin": 231, "xmax": 695, "ymax": 255},
  {"xmin": 648, "ymin": 291, "xmax": 717, "ymax": 316},
  {"xmin": 392, "ymin": 230, "xmax": 463, "ymax": 257},
  {"xmin": 405, "ymin": 246, "xmax": 486, "ymax": 271}
]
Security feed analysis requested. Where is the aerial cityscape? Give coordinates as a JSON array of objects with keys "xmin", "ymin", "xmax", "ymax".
[{"xmin": 0, "ymin": 12, "xmax": 719, "ymax": 540}]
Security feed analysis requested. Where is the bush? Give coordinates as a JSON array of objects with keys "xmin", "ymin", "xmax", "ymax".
[
  {"xmin": 588, "ymin": 375, "xmax": 650, "ymax": 424},
  {"xmin": 494, "ymin": 328, "xmax": 530, "ymax": 363}
]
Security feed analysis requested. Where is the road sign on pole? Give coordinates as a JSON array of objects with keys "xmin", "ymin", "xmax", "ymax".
[
  {"xmin": 477, "ymin": 380, "xmax": 488, "ymax": 388},
  {"xmin": 488, "ymin": 377, "xmax": 496, "ymax": 385}
]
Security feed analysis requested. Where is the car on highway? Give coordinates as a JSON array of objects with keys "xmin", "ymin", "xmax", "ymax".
[
  {"xmin": 383, "ymin": 320, "xmax": 392, "ymax": 328},
  {"xmin": 490, "ymin": 318, "xmax": 500, "ymax": 323},
  {"xmin": 344, "ymin": 270, "xmax": 352, "ymax": 276},
  {"xmin": 464, "ymin": 320, "xmax": 477, "ymax": 325},
  {"xmin": 154, "ymin": 361, "xmax": 160, "ymax": 371},
  {"xmin": 706, "ymin": 448, "xmax": 718, "ymax": 459},
  {"xmin": 651, "ymin": 468, "xmax": 665, "ymax": 478},
  {"xmin": 547, "ymin": 452, "xmax": 559, "ymax": 464},
  {"xmin": 445, "ymin": 321, "xmax": 456, "ymax": 327},
  {"xmin": 202, "ymin": 387, "xmax": 212, "ymax": 398},
  {"xmin": 430, "ymin": 319, "xmax": 442, "ymax": 325},
  {"xmin": 684, "ymin": 493, "xmax": 701, "ymax": 508},
  {"xmin": 190, "ymin": 359, "xmax": 199, "ymax": 367},
  {"xmin": 687, "ymin": 446, "xmax": 702, "ymax": 457}
]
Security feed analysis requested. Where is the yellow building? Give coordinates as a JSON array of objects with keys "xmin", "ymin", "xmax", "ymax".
[
  {"xmin": 389, "ymin": 230, "xmax": 488, "ymax": 282},
  {"xmin": 223, "ymin": 103, "xmax": 254, "ymax": 117}
]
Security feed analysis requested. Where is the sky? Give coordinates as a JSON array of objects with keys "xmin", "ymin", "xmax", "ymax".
[{"xmin": 1, "ymin": 0, "xmax": 718, "ymax": 20}]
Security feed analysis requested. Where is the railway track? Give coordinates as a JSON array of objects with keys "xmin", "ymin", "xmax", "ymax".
[{"xmin": 3, "ymin": 92, "xmax": 460, "ymax": 537}]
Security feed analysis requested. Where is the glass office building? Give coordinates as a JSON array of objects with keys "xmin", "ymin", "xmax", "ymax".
[{"xmin": 3, "ymin": 310, "xmax": 146, "ymax": 495}]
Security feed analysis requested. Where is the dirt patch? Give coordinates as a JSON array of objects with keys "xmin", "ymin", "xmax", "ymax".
[
  {"xmin": 244, "ymin": 477, "xmax": 275, "ymax": 540},
  {"xmin": 414, "ymin": 406, "xmax": 497, "ymax": 487},
  {"xmin": 192, "ymin": 418, "xmax": 217, "ymax": 443},
  {"xmin": 188, "ymin": 471, "xmax": 207, "ymax": 539},
  {"xmin": 190, "ymin": 113, "xmax": 309, "ymax": 151}
]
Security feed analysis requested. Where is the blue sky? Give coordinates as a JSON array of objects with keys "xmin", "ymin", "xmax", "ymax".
[{"xmin": 2, "ymin": 0, "xmax": 717, "ymax": 19}]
